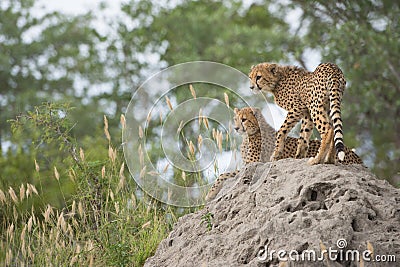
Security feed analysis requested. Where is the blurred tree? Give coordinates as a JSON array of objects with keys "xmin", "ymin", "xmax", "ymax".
[
  {"xmin": 0, "ymin": 0, "xmax": 107, "ymax": 145},
  {"xmin": 0, "ymin": 0, "xmax": 112, "ymax": 204},
  {"xmin": 277, "ymin": 0, "xmax": 400, "ymax": 181},
  {"xmin": 133, "ymin": 0, "xmax": 290, "ymax": 72}
]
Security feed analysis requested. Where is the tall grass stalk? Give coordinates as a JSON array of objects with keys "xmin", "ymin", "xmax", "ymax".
[{"xmin": 1, "ymin": 103, "xmax": 176, "ymax": 266}]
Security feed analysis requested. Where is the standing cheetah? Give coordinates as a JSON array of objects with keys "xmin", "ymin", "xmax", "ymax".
[
  {"xmin": 205, "ymin": 107, "xmax": 363, "ymax": 201},
  {"xmin": 249, "ymin": 62, "xmax": 346, "ymax": 165}
]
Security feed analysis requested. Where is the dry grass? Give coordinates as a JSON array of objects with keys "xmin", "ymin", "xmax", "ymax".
[{"xmin": 0, "ymin": 115, "xmax": 174, "ymax": 267}]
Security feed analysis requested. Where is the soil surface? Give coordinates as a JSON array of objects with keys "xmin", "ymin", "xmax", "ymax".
[{"xmin": 145, "ymin": 159, "xmax": 400, "ymax": 267}]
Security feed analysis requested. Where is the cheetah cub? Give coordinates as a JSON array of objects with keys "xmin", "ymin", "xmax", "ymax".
[
  {"xmin": 205, "ymin": 107, "xmax": 363, "ymax": 201},
  {"xmin": 249, "ymin": 62, "xmax": 346, "ymax": 165},
  {"xmin": 205, "ymin": 107, "xmax": 275, "ymax": 201}
]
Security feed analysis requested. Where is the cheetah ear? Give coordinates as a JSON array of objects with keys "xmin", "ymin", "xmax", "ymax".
[
  {"xmin": 270, "ymin": 64, "xmax": 277, "ymax": 75},
  {"xmin": 251, "ymin": 107, "xmax": 260, "ymax": 116},
  {"xmin": 250, "ymin": 65, "xmax": 255, "ymax": 70},
  {"xmin": 234, "ymin": 108, "xmax": 239, "ymax": 114}
]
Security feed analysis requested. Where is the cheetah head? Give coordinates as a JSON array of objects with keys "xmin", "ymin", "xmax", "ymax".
[
  {"xmin": 249, "ymin": 63, "xmax": 281, "ymax": 93},
  {"xmin": 233, "ymin": 107, "xmax": 261, "ymax": 136}
]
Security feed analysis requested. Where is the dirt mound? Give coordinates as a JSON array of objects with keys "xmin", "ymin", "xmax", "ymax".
[{"xmin": 145, "ymin": 159, "xmax": 400, "ymax": 266}]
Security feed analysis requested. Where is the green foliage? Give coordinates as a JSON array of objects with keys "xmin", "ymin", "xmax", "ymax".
[
  {"xmin": 124, "ymin": 0, "xmax": 291, "ymax": 72},
  {"xmin": 201, "ymin": 212, "xmax": 214, "ymax": 231},
  {"xmin": 0, "ymin": 104, "xmax": 174, "ymax": 266},
  {"xmin": 0, "ymin": 0, "xmax": 108, "ymax": 149},
  {"xmin": 1, "ymin": 103, "xmax": 73, "ymax": 207}
]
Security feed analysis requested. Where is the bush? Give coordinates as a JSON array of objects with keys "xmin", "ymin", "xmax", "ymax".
[{"xmin": 0, "ymin": 103, "xmax": 175, "ymax": 266}]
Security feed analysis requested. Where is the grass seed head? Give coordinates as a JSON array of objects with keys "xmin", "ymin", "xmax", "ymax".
[
  {"xmin": 120, "ymin": 114, "xmax": 126, "ymax": 129},
  {"xmin": 101, "ymin": 165, "xmax": 106, "ymax": 179},
  {"xmin": 19, "ymin": 184, "xmax": 25, "ymax": 201},
  {"xmin": 162, "ymin": 163, "xmax": 170, "ymax": 174},
  {"xmin": 13, "ymin": 206, "xmax": 18, "ymax": 221},
  {"xmin": 189, "ymin": 84, "xmax": 196, "ymax": 99},
  {"xmin": 165, "ymin": 96, "xmax": 173, "ymax": 111},
  {"xmin": 78, "ymin": 201, "xmax": 84, "ymax": 218},
  {"xmin": 28, "ymin": 216, "xmax": 33, "ymax": 232},
  {"xmin": 142, "ymin": 220, "xmax": 151, "ymax": 229},
  {"xmin": 203, "ymin": 117, "xmax": 209, "ymax": 129},
  {"xmin": 117, "ymin": 163, "xmax": 126, "ymax": 191},
  {"xmin": 104, "ymin": 115, "xmax": 111, "ymax": 142},
  {"xmin": 114, "ymin": 202, "xmax": 120, "ymax": 214},
  {"xmin": 189, "ymin": 141, "xmax": 195, "ymax": 156},
  {"xmin": 71, "ymin": 200, "xmax": 76, "ymax": 215},
  {"xmin": 224, "ymin": 92, "xmax": 230, "ymax": 107},
  {"xmin": 54, "ymin": 166, "xmax": 60, "ymax": 181},
  {"xmin": 79, "ymin": 147, "xmax": 85, "ymax": 162},
  {"xmin": 138, "ymin": 125, "xmax": 144, "ymax": 139},
  {"xmin": 0, "ymin": 189, "xmax": 6, "ymax": 204},
  {"xmin": 27, "ymin": 183, "xmax": 38, "ymax": 195},
  {"xmin": 43, "ymin": 204, "xmax": 53, "ymax": 223},
  {"xmin": 197, "ymin": 134, "xmax": 203, "ymax": 150},
  {"xmin": 140, "ymin": 166, "xmax": 147, "ymax": 179},
  {"xmin": 217, "ymin": 131, "xmax": 223, "ymax": 152},
  {"xmin": 8, "ymin": 187, "xmax": 18, "ymax": 204},
  {"xmin": 34, "ymin": 159, "xmax": 40, "ymax": 172},
  {"xmin": 109, "ymin": 189, "xmax": 115, "ymax": 201},
  {"xmin": 7, "ymin": 223, "xmax": 14, "ymax": 240},
  {"xmin": 146, "ymin": 110, "xmax": 152, "ymax": 124},
  {"xmin": 108, "ymin": 145, "xmax": 116, "ymax": 163}
]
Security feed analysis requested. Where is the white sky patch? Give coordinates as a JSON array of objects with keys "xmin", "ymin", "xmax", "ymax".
[
  {"xmin": 302, "ymin": 48, "xmax": 322, "ymax": 70},
  {"xmin": 33, "ymin": 0, "xmax": 128, "ymax": 38},
  {"xmin": 285, "ymin": 6, "xmax": 304, "ymax": 34},
  {"xmin": 35, "ymin": 0, "xmax": 123, "ymax": 16}
]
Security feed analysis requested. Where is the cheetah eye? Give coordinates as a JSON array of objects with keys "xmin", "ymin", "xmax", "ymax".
[
  {"xmin": 256, "ymin": 75, "xmax": 261, "ymax": 81},
  {"xmin": 241, "ymin": 118, "xmax": 247, "ymax": 122}
]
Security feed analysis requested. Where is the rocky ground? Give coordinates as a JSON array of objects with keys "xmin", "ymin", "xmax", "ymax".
[{"xmin": 145, "ymin": 159, "xmax": 400, "ymax": 267}]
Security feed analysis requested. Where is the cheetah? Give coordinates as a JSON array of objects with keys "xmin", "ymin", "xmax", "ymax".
[
  {"xmin": 205, "ymin": 107, "xmax": 363, "ymax": 201},
  {"xmin": 205, "ymin": 107, "xmax": 275, "ymax": 201},
  {"xmin": 249, "ymin": 62, "xmax": 347, "ymax": 165}
]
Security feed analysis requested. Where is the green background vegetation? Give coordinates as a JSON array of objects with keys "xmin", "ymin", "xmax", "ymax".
[{"xmin": 0, "ymin": 0, "xmax": 399, "ymax": 265}]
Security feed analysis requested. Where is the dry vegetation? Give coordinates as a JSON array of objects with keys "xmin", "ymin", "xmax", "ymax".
[{"xmin": 0, "ymin": 106, "xmax": 175, "ymax": 266}]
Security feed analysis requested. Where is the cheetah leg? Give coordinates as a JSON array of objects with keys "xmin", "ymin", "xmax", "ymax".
[
  {"xmin": 324, "ymin": 132, "xmax": 336, "ymax": 164},
  {"xmin": 295, "ymin": 113, "xmax": 314, "ymax": 159},
  {"xmin": 308, "ymin": 126, "xmax": 333, "ymax": 165},
  {"xmin": 308, "ymin": 106, "xmax": 333, "ymax": 165},
  {"xmin": 205, "ymin": 171, "xmax": 239, "ymax": 201},
  {"xmin": 271, "ymin": 110, "xmax": 302, "ymax": 161}
]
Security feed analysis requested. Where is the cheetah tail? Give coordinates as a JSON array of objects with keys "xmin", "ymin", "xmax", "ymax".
[{"xmin": 329, "ymin": 82, "xmax": 345, "ymax": 161}]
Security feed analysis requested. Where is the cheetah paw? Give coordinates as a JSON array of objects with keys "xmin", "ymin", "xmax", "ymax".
[{"xmin": 307, "ymin": 157, "xmax": 319, "ymax": 165}]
